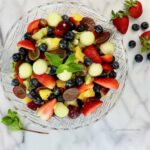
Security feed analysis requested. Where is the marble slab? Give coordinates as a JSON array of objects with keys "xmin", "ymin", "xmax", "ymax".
[{"xmin": 0, "ymin": 0, "xmax": 150, "ymax": 150}]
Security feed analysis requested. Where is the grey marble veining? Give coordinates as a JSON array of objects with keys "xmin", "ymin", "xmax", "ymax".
[{"xmin": 0, "ymin": 0, "xmax": 150, "ymax": 150}]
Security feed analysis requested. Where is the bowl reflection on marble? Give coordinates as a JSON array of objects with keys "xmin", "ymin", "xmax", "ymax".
[{"xmin": 0, "ymin": 2, "xmax": 127, "ymax": 130}]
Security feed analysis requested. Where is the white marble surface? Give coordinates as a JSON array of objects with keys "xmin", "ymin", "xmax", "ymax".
[{"xmin": 0, "ymin": 0, "xmax": 150, "ymax": 150}]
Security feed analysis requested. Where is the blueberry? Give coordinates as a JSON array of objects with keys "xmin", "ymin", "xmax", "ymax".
[
  {"xmin": 12, "ymin": 53, "xmax": 21, "ymax": 62},
  {"xmin": 68, "ymin": 21, "xmax": 75, "ymax": 30},
  {"xmin": 76, "ymin": 24, "xmax": 85, "ymax": 32},
  {"xmin": 95, "ymin": 92, "xmax": 101, "ymax": 99},
  {"xmin": 49, "ymin": 66, "xmax": 57, "ymax": 75},
  {"xmin": 62, "ymin": 15, "xmax": 69, "ymax": 21},
  {"xmin": 48, "ymin": 93, "xmax": 56, "ymax": 100},
  {"xmin": 95, "ymin": 25, "xmax": 103, "ymax": 34},
  {"xmin": 66, "ymin": 79, "xmax": 75, "ymax": 88},
  {"xmin": 59, "ymin": 39, "xmax": 68, "ymax": 49},
  {"xmin": 56, "ymin": 95, "xmax": 63, "ymax": 102},
  {"xmin": 77, "ymin": 99, "xmax": 84, "ymax": 108},
  {"xmin": 29, "ymin": 89, "xmax": 37, "ymax": 98},
  {"xmin": 99, "ymin": 72, "xmax": 107, "ymax": 78},
  {"xmin": 64, "ymin": 31, "xmax": 75, "ymax": 41},
  {"xmin": 53, "ymin": 87, "xmax": 61, "ymax": 96},
  {"xmin": 132, "ymin": 24, "xmax": 140, "ymax": 31},
  {"xmin": 147, "ymin": 53, "xmax": 150, "ymax": 60},
  {"xmin": 19, "ymin": 48, "xmax": 27, "ymax": 57},
  {"xmin": 33, "ymin": 96, "xmax": 42, "ymax": 105},
  {"xmin": 30, "ymin": 78, "xmax": 39, "ymax": 88},
  {"xmin": 141, "ymin": 22, "xmax": 149, "ymax": 30},
  {"xmin": 75, "ymin": 77, "xmax": 84, "ymax": 86},
  {"xmin": 128, "ymin": 40, "xmax": 136, "ymax": 48},
  {"xmin": 47, "ymin": 27, "xmax": 54, "ymax": 37},
  {"xmin": 93, "ymin": 83, "xmax": 101, "ymax": 94},
  {"xmin": 38, "ymin": 43, "xmax": 48, "ymax": 52},
  {"xmin": 135, "ymin": 54, "xmax": 143, "ymax": 63},
  {"xmin": 111, "ymin": 61, "xmax": 119, "ymax": 69},
  {"xmin": 84, "ymin": 57, "xmax": 92, "ymax": 66},
  {"xmin": 11, "ymin": 79, "xmax": 19, "ymax": 86},
  {"xmin": 24, "ymin": 32, "xmax": 32, "ymax": 40},
  {"xmin": 109, "ymin": 71, "xmax": 117, "ymax": 78}
]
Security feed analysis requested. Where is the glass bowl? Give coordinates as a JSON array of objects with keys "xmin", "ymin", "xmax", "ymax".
[{"xmin": 0, "ymin": 1, "xmax": 127, "ymax": 130}]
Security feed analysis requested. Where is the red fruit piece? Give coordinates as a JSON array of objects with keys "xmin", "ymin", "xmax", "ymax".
[
  {"xmin": 101, "ymin": 55, "xmax": 113, "ymax": 63},
  {"xmin": 83, "ymin": 45, "xmax": 102, "ymax": 64},
  {"xmin": 68, "ymin": 105, "xmax": 81, "ymax": 119},
  {"xmin": 125, "ymin": 0, "xmax": 143, "ymax": 19},
  {"xmin": 54, "ymin": 21, "xmax": 70, "ymax": 37},
  {"xmin": 140, "ymin": 31, "xmax": 150, "ymax": 52},
  {"xmin": 33, "ymin": 74, "xmax": 56, "ymax": 89},
  {"xmin": 13, "ymin": 85, "xmax": 26, "ymax": 99},
  {"xmin": 78, "ymin": 83, "xmax": 94, "ymax": 93},
  {"xmin": 16, "ymin": 73, "xmax": 24, "ymax": 84},
  {"xmin": 27, "ymin": 19, "xmax": 40, "ymax": 34},
  {"xmin": 111, "ymin": 10, "xmax": 129, "ymax": 34},
  {"xmin": 94, "ymin": 78, "xmax": 119, "ymax": 90},
  {"xmin": 27, "ymin": 101, "xmax": 40, "ymax": 111},
  {"xmin": 82, "ymin": 100, "xmax": 103, "ymax": 116},
  {"xmin": 17, "ymin": 40, "xmax": 36, "ymax": 51},
  {"xmin": 102, "ymin": 64, "xmax": 113, "ymax": 72},
  {"xmin": 37, "ymin": 99, "xmax": 57, "ymax": 120},
  {"xmin": 100, "ymin": 87, "xmax": 109, "ymax": 96}
]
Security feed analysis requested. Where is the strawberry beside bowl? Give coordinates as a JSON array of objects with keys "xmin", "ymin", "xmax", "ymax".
[{"xmin": 0, "ymin": 2, "xmax": 127, "ymax": 130}]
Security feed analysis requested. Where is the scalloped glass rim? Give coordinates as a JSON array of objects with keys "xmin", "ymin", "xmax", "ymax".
[{"xmin": 1, "ymin": 1, "xmax": 128, "ymax": 130}]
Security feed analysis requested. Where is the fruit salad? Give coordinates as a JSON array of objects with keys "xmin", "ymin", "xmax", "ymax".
[{"xmin": 11, "ymin": 12, "xmax": 119, "ymax": 121}]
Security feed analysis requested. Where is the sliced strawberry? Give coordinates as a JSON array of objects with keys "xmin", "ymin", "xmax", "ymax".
[
  {"xmin": 37, "ymin": 99, "xmax": 57, "ymax": 120},
  {"xmin": 101, "ymin": 55, "xmax": 113, "ymax": 63},
  {"xmin": 16, "ymin": 73, "xmax": 24, "ymax": 84},
  {"xmin": 100, "ymin": 87, "xmax": 109, "ymax": 96},
  {"xmin": 78, "ymin": 83, "xmax": 94, "ymax": 93},
  {"xmin": 102, "ymin": 64, "xmax": 113, "ymax": 72},
  {"xmin": 82, "ymin": 100, "xmax": 103, "ymax": 116},
  {"xmin": 27, "ymin": 19, "xmax": 40, "ymax": 34},
  {"xmin": 33, "ymin": 28, "xmax": 39, "ymax": 34},
  {"xmin": 33, "ymin": 74, "xmax": 56, "ymax": 89},
  {"xmin": 83, "ymin": 45, "xmax": 102, "ymax": 64},
  {"xmin": 94, "ymin": 78, "xmax": 119, "ymax": 90},
  {"xmin": 17, "ymin": 40, "xmax": 36, "ymax": 51}
]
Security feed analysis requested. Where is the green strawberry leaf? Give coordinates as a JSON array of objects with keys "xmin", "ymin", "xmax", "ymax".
[
  {"xmin": 45, "ymin": 52, "xmax": 62, "ymax": 67},
  {"xmin": 56, "ymin": 64, "xmax": 69, "ymax": 74},
  {"xmin": 65, "ymin": 53, "xmax": 75, "ymax": 65},
  {"xmin": 68, "ymin": 63, "xmax": 84, "ymax": 73}
]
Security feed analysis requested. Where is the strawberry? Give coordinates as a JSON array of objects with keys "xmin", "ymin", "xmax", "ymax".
[
  {"xmin": 140, "ymin": 31, "xmax": 150, "ymax": 52},
  {"xmin": 16, "ymin": 73, "xmax": 24, "ymax": 84},
  {"xmin": 100, "ymin": 87, "xmax": 109, "ymax": 96},
  {"xmin": 82, "ymin": 100, "xmax": 103, "ymax": 116},
  {"xmin": 27, "ymin": 19, "xmax": 40, "ymax": 34},
  {"xmin": 83, "ymin": 45, "xmax": 102, "ymax": 63},
  {"xmin": 37, "ymin": 99, "xmax": 57, "ymax": 120},
  {"xmin": 102, "ymin": 64, "xmax": 113, "ymax": 72},
  {"xmin": 78, "ymin": 83, "xmax": 94, "ymax": 93},
  {"xmin": 101, "ymin": 54, "xmax": 113, "ymax": 63},
  {"xmin": 17, "ymin": 40, "xmax": 36, "ymax": 51},
  {"xmin": 33, "ymin": 74, "xmax": 56, "ymax": 89},
  {"xmin": 111, "ymin": 10, "xmax": 129, "ymax": 34},
  {"xmin": 94, "ymin": 78, "xmax": 119, "ymax": 90},
  {"xmin": 125, "ymin": 0, "xmax": 143, "ymax": 18}
]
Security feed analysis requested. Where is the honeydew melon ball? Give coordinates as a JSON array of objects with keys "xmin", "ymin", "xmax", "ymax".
[
  {"xmin": 80, "ymin": 31, "xmax": 95, "ymax": 46},
  {"xmin": 54, "ymin": 102, "xmax": 69, "ymax": 118},
  {"xmin": 88, "ymin": 63, "xmax": 103, "ymax": 77},
  {"xmin": 47, "ymin": 12, "xmax": 62, "ymax": 27},
  {"xmin": 33, "ymin": 59, "xmax": 48, "ymax": 75},
  {"xmin": 19, "ymin": 63, "xmax": 32, "ymax": 79},
  {"xmin": 57, "ymin": 70, "xmax": 72, "ymax": 81},
  {"xmin": 100, "ymin": 41, "xmax": 115, "ymax": 54}
]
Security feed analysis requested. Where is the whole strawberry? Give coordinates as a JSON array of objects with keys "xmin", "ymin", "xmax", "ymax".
[
  {"xmin": 111, "ymin": 10, "xmax": 129, "ymax": 34},
  {"xmin": 140, "ymin": 31, "xmax": 150, "ymax": 52},
  {"xmin": 125, "ymin": 0, "xmax": 143, "ymax": 18}
]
